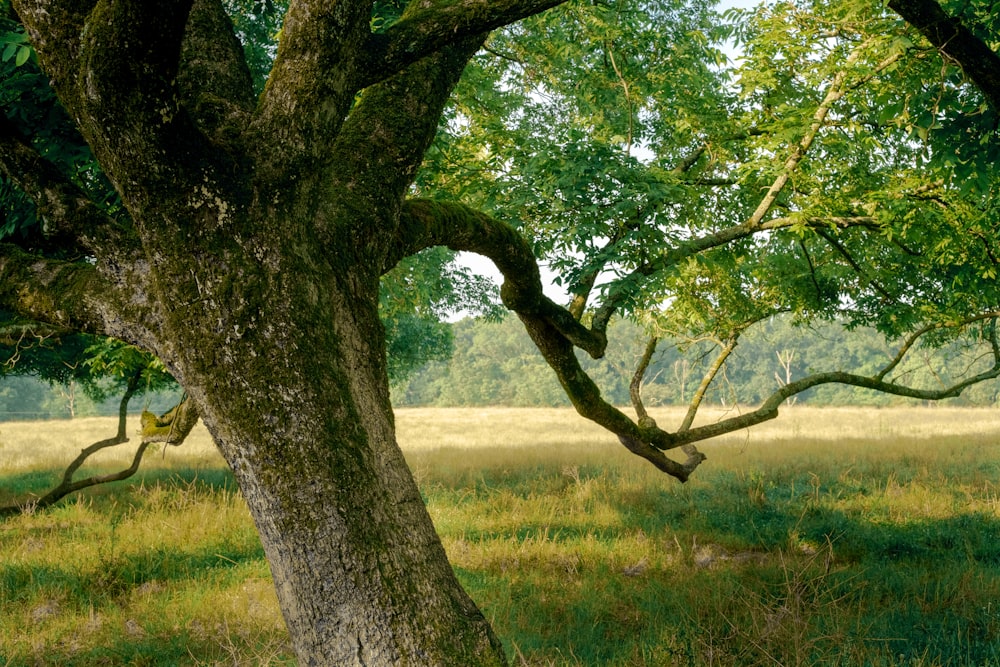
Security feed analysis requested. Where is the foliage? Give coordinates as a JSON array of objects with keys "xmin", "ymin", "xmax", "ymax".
[
  {"xmin": 422, "ymin": 0, "xmax": 1000, "ymax": 354},
  {"xmin": 2, "ymin": 0, "xmax": 998, "ymax": 450}
]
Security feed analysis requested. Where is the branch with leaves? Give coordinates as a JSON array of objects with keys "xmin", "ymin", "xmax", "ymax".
[
  {"xmin": 889, "ymin": 0, "xmax": 1000, "ymax": 111},
  {"xmin": 0, "ymin": 379, "xmax": 197, "ymax": 518}
]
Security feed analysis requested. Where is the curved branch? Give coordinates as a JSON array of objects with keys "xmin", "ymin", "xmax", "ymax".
[
  {"xmin": 394, "ymin": 198, "xmax": 705, "ymax": 480},
  {"xmin": 394, "ymin": 199, "xmax": 607, "ymax": 358},
  {"xmin": 16, "ymin": 0, "xmax": 224, "ymax": 213},
  {"xmin": 75, "ymin": 1, "xmax": 195, "ymax": 151},
  {"xmin": 0, "ymin": 388, "xmax": 199, "ymax": 518},
  {"xmin": 671, "ymin": 315, "xmax": 1000, "ymax": 448},
  {"xmin": 518, "ymin": 311, "xmax": 703, "ymax": 479},
  {"xmin": 251, "ymin": 0, "xmax": 374, "ymax": 176},
  {"xmin": 877, "ymin": 311, "xmax": 1000, "ymax": 380},
  {"xmin": 360, "ymin": 0, "xmax": 567, "ymax": 87}
]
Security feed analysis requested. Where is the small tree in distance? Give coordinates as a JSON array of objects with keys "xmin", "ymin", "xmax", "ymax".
[{"xmin": 0, "ymin": 0, "xmax": 999, "ymax": 662}]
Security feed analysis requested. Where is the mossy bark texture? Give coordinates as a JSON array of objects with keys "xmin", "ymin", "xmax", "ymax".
[{"xmin": 3, "ymin": 1, "xmax": 576, "ymax": 663}]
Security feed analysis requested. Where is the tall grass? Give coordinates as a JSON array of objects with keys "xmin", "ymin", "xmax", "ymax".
[{"xmin": 2, "ymin": 406, "xmax": 1000, "ymax": 665}]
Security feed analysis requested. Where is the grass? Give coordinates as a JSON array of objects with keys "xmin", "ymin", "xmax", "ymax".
[{"xmin": 2, "ymin": 406, "xmax": 1000, "ymax": 665}]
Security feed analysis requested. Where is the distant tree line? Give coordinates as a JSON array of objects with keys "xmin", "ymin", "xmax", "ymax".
[
  {"xmin": 0, "ymin": 375, "xmax": 182, "ymax": 422},
  {"xmin": 392, "ymin": 314, "xmax": 1000, "ymax": 408},
  {"xmin": 3, "ymin": 312, "xmax": 998, "ymax": 421}
]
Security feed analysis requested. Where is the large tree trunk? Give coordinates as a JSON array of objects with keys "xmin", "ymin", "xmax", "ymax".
[
  {"xmin": 171, "ymin": 266, "xmax": 506, "ymax": 664},
  {"xmin": 2, "ymin": 1, "xmax": 561, "ymax": 663}
]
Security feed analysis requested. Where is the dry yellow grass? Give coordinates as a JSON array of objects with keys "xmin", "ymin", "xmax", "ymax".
[
  {"xmin": 4, "ymin": 404, "xmax": 1000, "ymax": 472},
  {"xmin": 0, "ymin": 416, "xmax": 220, "ymax": 473},
  {"xmin": 397, "ymin": 404, "xmax": 1000, "ymax": 448}
]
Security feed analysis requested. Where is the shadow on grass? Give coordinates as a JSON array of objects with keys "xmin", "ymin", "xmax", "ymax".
[
  {"xmin": 439, "ymin": 468, "xmax": 1000, "ymax": 665},
  {"xmin": 5, "ymin": 461, "xmax": 1000, "ymax": 665},
  {"xmin": 0, "ymin": 466, "xmax": 291, "ymax": 666},
  {"xmin": 0, "ymin": 466, "xmax": 238, "ymax": 513}
]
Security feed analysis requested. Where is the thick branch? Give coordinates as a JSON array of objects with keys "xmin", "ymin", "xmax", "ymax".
[
  {"xmin": 518, "ymin": 311, "xmax": 703, "ymax": 480},
  {"xmin": 177, "ymin": 0, "xmax": 257, "ymax": 146},
  {"xmin": 0, "ymin": 244, "xmax": 114, "ymax": 335},
  {"xmin": 9, "ymin": 2, "xmax": 96, "ymax": 99},
  {"xmin": 252, "ymin": 0, "xmax": 374, "ymax": 175},
  {"xmin": 75, "ymin": 1, "xmax": 196, "ymax": 157},
  {"xmin": 16, "ymin": 0, "xmax": 221, "ymax": 214},
  {"xmin": 361, "ymin": 0, "xmax": 567, "ymax": 87},
  {"xmin": 889, "ymin": 0, "xmax": 1000, "ymax": 111}
]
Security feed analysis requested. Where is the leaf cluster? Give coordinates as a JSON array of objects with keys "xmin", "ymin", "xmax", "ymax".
[{"xmin": 421, "ymin": 0, "xmax": 1000, "ymax": 350}]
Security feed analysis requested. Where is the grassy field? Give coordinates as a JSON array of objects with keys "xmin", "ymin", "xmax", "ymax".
[{"xmin": 2, "ymin": 406, "xmax": 1000, "ymax": 665}]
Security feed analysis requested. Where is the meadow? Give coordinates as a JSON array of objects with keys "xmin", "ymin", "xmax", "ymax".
[{"xmin": 2, "ymin": 406, "xmax": 1000, "ymax": 665}]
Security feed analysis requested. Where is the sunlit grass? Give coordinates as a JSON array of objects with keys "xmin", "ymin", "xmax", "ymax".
[{"xmin": 2, "ymin": 406, "xmax": 1000, "ymax": 665}]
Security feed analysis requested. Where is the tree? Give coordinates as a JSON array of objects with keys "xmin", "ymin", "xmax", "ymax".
[{"xmin": 1, "ymin": 0, "xmax": 999, "ymax": 664}]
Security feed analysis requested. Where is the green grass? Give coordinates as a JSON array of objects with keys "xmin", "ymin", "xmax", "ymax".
[{"xmin": 3, "ymin": 407, "xmax": 1000, "ymax": 665}]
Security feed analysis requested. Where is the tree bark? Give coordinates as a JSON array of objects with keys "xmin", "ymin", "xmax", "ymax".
[
  {"xmin": 177, "ymin": 271, "xmax": 505, "ymax": 664},
  {"xmin": 4, "ymin": 1, "xmax": 522, "ymax": 663}
]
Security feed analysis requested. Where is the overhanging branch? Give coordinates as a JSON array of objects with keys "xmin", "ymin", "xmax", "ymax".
[
  {"xmin": 889, "ymin": 0, "xmax": 1000, "ymax": 111},
  {"xmin": 325, "ymin": 37, "xmax": 486, "ymax": 235},
  {"xmin": 360, "ymin": 0, "xmax": 568, "ymax": 87},
  {"xmin": 671, "ymin": 314, "xmax": 1000, "ymax": 448},
  {"xmin": 394, "ymin": 198, "xmax": 707, "ymax": 480}
]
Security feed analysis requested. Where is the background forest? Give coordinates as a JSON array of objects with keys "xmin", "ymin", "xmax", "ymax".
[
  {"xmin": 5, "ymin": 311, "xmax": 1000, "ymax": 421},
  {"xmin": 394, "ymin": 314, "xmax": 1000, "ymax": 407}
]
